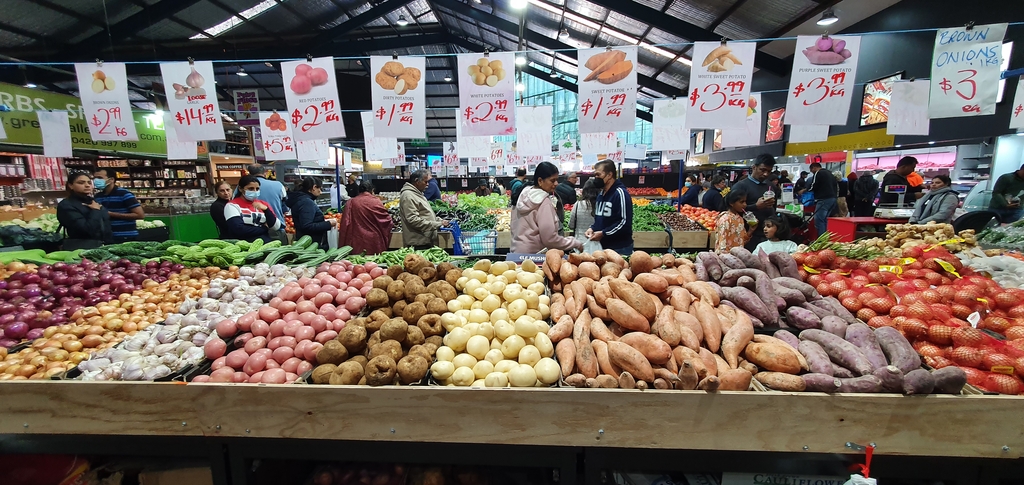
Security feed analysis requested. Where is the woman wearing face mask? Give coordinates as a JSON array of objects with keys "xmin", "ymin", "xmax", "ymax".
[
  {"xmin": 287, "ymin": 177, "xmax": 337, "ymax": 251},
  {"xmin": 210, "ymin": 180, "xmax": 233, "ymax": 237},
  {"xmin": 511, "ymin": 162, "xmax": 583, "ymax": 254},
  {"xmin": 56, "ymin": 171, "xmax": 114, "ymax": 250},
  {"xmin": 224, "ymin": 175, "xmax": 281, "ymax": 243},
  {"xmin": 678, "ymin": 175, "xmax": 700, "ymax": 207}
]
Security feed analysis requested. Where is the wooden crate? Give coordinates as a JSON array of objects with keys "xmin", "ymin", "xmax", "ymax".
[{"xmin": 671, "ymin": 231, "xmax": 709, "ymax": 249}]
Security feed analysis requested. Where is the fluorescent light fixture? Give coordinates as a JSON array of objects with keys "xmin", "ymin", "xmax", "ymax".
[
  {"xmin": 558, "ymin": 28, "xmax": 570, "ymax": 40},
  {"xmin": 817, "ymin": 9, "xmax": 839, "ymax": 26},
  {"xmin": 236, "ymin": 67, "xmax": 248, "ymax": 77},
  {"xmin": 511, "ymin": 0, "xmax": 528, "ymax": 8},
  {"xmin": 516, "ymin": 82, "xmax": 525, "ymax": 92},
  {"xmin": 396, "ymin": 15, "xmax": 409, "ymax": 26},
  {"xmin": 515, "ymin": 56, "xmax": 527, "ymax": 66},
  {"xmin": 190, "ymin": 0, "xmax": 279, "ymax": 39},
  {"xmin": 549, "ymin": 71, "xmax": 558, "ymax": 78},
  {"xmin": 928, "ymin": 141, "xmax": 936, "ymax": 145},
  {"xmin": 444, "ymin": 74, "xmax": 452, "ymax": 82},
  {"xmin": 526, "ymin": 0, "xmax": 691, "ymax": 66},
  {"xmin": 23, "ymin": 82, "xmax": 36, "ymax": 88},
  {"xmin": 154, "ymin": 110, "xmax": 164, "ymax": 117},
  {"xmin": 895, "ymin": 145, "xmax": 901, "ymax": 148}
]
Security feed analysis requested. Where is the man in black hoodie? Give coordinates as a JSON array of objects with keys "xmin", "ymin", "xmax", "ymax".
[
  {"xmin": 799, "ymin": 162, "xmax": 838, "ymax": 237},
  {"xmin": 586, "ymin": 160, "xmax": 633, "ymax": 254},
  {"xmin": 879, "ymin": 156, "xmax": 923, "ymax": 208}
]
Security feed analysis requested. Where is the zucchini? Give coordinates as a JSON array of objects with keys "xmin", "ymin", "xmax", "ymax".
[
  {"xmin": 293, "ymin": 235, "xmax": 313, "ymax": 250},
  {"xmin": 263, "ymin": 240, "xmax": 282, "ymax": 250},
  {"xmin": 265, "ymin": 248, "xmax": 301, "ymax": 265}
]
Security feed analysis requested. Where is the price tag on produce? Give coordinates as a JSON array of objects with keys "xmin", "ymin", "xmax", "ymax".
[
  {"xmin": 784, "ymin": 36, "xmax": 861, "ymax": 126},
  {"xmin": 75, "ymin": 62, "xmax": 138, "ymax": 141},
  {"xmin": 1010, "ymin": 78, "xmax": 1024, "ymax": 130},
  {"xmin": 461, "ymin": 179, "xmax": 468, "ymax": 188},
  {"xmin": 159, "ymin": 60, "xmax": 225, "ymax": 142},
  {"xmin": 443, "ymin": 142, "xmax": 459, "ymax": 167},
  {"xmin": 638, "ymin": 176, "xmax": 645, "ymax": 184},
  {"xmin": 371, "ymin": 56, "xmax": 426, "ymax": 138},
  {"xmin": 577, "ymin": 46, "xmax": 638, "ymax": 134},
  {"xmin": 259, "ymin": 111, "xmax": 296, "ymax": 161},
  {"xmin": 457, "ymin": 52, "xmax": 516, "ymax": 136},
  {"xmin": 929, "ymin": 23, "xmax": 1006, "ymax": 118},
  {"xmin": 557, "ymin": 139, "xmax": 577, "ymax": 166},
  {"xmin": 685, "ymin": 41, "xmax": 756, "ymax": 129},
  {"xmin": 652, "ymin": 99, "xmax": 688, "ymax": 150},
  {"xmin": 281, "ymin": 57, "xmax": 345, "ymax": 141},
  {"xmin": 516, "ymin": 105, "xmax": 552, "ymax": 157}
]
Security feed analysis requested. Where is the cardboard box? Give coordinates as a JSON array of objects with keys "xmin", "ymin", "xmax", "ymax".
[{"xmin": 138, "ymin": 467, "xmax": 213, "ymax": 485}]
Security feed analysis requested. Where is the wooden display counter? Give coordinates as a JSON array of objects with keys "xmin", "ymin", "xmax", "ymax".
[
  {"xmin": 388, "ymin": 231, "xmax": 711, "ymax": 251},
  {"xmin": 1, "ymin": 381, "xmax": 1021, "ymax": 459}
]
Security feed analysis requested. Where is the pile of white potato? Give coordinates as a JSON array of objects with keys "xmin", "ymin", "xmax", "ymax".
[{"xmin": 429, "ymin": 260, "xmax": 560, "ymax": 387}]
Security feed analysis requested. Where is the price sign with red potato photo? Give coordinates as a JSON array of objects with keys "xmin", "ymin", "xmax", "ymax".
[
  {"xmin": 929, "ymin": 23, "xmax": 1006, "ymax": 119},
  {"xmin": 281, "ymin": 56, "xmax": 346, "ymax": 141},
  {"xmin": 75, "ymin": 62, "xmax": 138, "ymax": 142},
  {"xmin": 457, "ymin": 52, "xmax": 516, "ymax": 136},
  {"xmin": 371, "ymin": 56, "xmax": 426, "ymax": 139},
  {"xmin": 685, "ymin": 41, "xmax": 755, "ymax": 130},
  {"xmin": 578, "ymin": 46, "xmax": 638, "ymax": 134},
  {"xmin": 159, "ymin": 60, "xmax": 225, "ymax": 142},
  {"xmin": 785, "ymin": 35, "xmax": 861, "ymax": 126}
]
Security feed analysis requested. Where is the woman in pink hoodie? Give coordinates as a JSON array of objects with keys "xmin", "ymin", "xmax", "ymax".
[{"xmin": 511, "ymin": 162, "xmax": 584, "ymax": 254}]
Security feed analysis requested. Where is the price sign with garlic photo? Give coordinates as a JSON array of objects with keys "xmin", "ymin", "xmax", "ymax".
[
  {"xmin": 281, "ymin": 56, "xmax": 346, "ymax": 141},
  {"xmin": 159, "ymin": 60, "xmax": 225, "ymax": 142},
  {"xmin": 371, "ymin": 56, "xmax": 427, "ymax": 139},
  {"xmin": 577, "ymin": 46, "xmax": 638, "ymax": 133},
  {"xmin": 457, "ymin": 52, "xmax": 516, "ymax": 136},
  {"xmin": 75, "ymin": 62, "xmax": 138, "ymax": 141}
]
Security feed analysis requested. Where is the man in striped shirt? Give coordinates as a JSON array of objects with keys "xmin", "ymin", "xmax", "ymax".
[{"xmin": 92, "ymin": 169, "xmax": 145, "ymax": 242}]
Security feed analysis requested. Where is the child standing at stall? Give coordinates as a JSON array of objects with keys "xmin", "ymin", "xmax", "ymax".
[
  {"xmin": 754, "ymin": 215, "xmax": 799, "ymax": 255},
  {"xmin": 714, "ymin": 191, "xmax": 755, "ymax": 253}
]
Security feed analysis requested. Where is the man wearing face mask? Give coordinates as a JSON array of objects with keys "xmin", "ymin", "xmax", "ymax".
[
  {"xmin": 92, "ymin": 169, "xmax": 144, "ymax": 242},
  {"xmin": 400, "ymin": 170, "xmax": 448, "ymax": 250}
]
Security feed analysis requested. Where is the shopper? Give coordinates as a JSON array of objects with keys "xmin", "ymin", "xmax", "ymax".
[
  {"xmin": 287, "ymin": 177, "xmax": 336, "ymax": 251},
  {"xmin": 730, "ymin": 154, "xmax": 780, "ymax": 251},
  {"xmin": 846, "ymin": 172, "xmax": 858, "ymax": 215},
  {"xmin": 400, "ymin": 170, "xmax": 447, "ymax": 250},
  {"xmin": 423, "ymin": 176, "xmax": 442, "ymax": 202},
  {"xmin": 340, "ymin": 181, "xmax": 394, "ymax": 256},
  {"xmin": 210, "ymin": 180, "xmax": 233, "ymax": 237},
  {"xmin": 247, "ymin": 164, "xmax": 288, "ymax": 243},
  {"xmin": 475, "ymin": 180, "xmax": 492, "ymax": 197},
  {"xmin": 714, "ymin": 191, "xmax": 755, "ymax": 253},
  {"xmin": 345, "ymin": 174, "xmax": 360, "ymax": 198},
  {"xmin": 56, "ymin": 171, "xmax": 113, "ymax": 250},
  {"xmin": 556, "ymin": 171, "xmax": 579, "ymax": 207},
  {"xmin": 489, "ymin": 177, "xmax": 504, "ymax": 196},
  {"xmin": 793, "ymin": 171, "xmax": 809, "ymax": 193},
  {"xmin": 585, "ymin": 160, "xmax": 634, "ymax": 254},
  {"xmin": 989, "ymin": 163, "xmax": 1024, "ymax": 223},
  {"xmin": 511, "ymin": 162, "xmax": 583, "ymax": 254},
  {"xmin": 778, "ymin": 170, "xmax": 792, "ymax": 185},
  {"xmin": 754, "ymin": 215, "xmax": 799, "ymax": 255},
  {"xmin": 224, "ymin": 175, "xmax": 281, "ymax": 243},
  {"xmin": 92, "ymin": 169, "xmax": 144, "ymax": 242},
  {"xmin": 880, "ymin": 157, "xmax": 923, "ymax": 208},
  {"xmin": 509, "ymin": 168, "xmax": 528, "ymax": 207},
  {"xmin": 835, "ymin": 171, "xmax": 850, "ymax": 217},
  {"xmin": 910, "ymin": 175, "xmax": 959, "ymax": 224},
  {"xmin": 853, "ymin": 171, "xmax": 879, "ymax": 217},
  {"xmin": 697, "ymin": 181, "xmax": 711, "ymax": 206},
  {"xmin": 678, "ymin": 175, "xmax": 700, "ymax": 207},
  {"xmin": 569, "ymin": 179, "xmax": 602, "ymax": 253},
  {"xmin": 701, "ymin": 176, "xmax": 727, "ymax": 212}
]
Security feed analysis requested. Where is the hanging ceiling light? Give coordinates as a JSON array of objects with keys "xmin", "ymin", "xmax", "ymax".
[
  {"xmin": 511, "ymin": 0, "xmax": 527, "ymax": 9},
  {"xmin": 396, "ymin": 15, "xmax": 409, "ymax": 26},
  {"xmin": 515, "ymin": 56, "xmax": 526, "ymax": 66},
  {"xmin": 816, "ymin": 9, "xmax": 839, "ymax": 26},
  {"xmin": 444, "ymin": 74, "xmax": 452, "ymax": 82},
  {"xmin": 558, "ymin": 28, "xmax": 570, "ymax": 40},
  {"xmin": 154, "ymin": 109, "xmax": 164, "ymax": 117},
  {"xmin": 549, "ymin": 71, "xmax": 558, "ymax": 78},
  {"xmin": 236, "ymin": 66, "xmax": 248, "ymax": 76},
  {"xmin": 23, "ymin": 82, "xmax": 37, "ymax": 88},
  {"xmin": 516, "ymin": 81, "xmax": 525, "ymax": 92}
]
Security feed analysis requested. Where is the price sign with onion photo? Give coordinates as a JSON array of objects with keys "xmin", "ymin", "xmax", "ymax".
[
  {"xmin": 159, "ymin": 60, "xmax": 225, "ymax": 142},
  {"xmin": 75, "ymin": 62, "xmax": 138, "ymax": 141},
  {"xmin": 281, "ymin": 56, "xmax": 345, "ymax": 141},
  {"xmin": 371, "ymin": 56, "xmax": 426, "ymax": 139},
  {"xmin": 929, "ymin": 23, "xmax": 1006, "ymax": 118},
  {"xmin": 785, "ymin": 35, "xmax": 861, "ymax": 126},
  {"xmin": 578, "ymin": 46, "xmax": 638, "ymax": 134},
  {"xmin": 685, "ymin": 41, "xmax": 755, "ymax": 129},
  {"xmin": 457, "ymin": 52, "xmax": 515, "ymax": 136}
]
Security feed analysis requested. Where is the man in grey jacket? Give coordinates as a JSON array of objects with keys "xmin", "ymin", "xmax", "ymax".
[
  {"xmin": 399, "ymin": 170, "xmax": 448, "ymax": 249},
  {"xmin": 909, "ymin": 175, "xmax": 959, "ymax": 224}
]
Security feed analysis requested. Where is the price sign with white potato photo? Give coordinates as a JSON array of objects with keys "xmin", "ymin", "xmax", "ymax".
[{"xmin": 458, "ymin": 52, "xmax": 516, "ymax": 136}]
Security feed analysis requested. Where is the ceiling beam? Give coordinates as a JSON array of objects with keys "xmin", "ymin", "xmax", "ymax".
[
  {"xmin": 306, "ymin": 0, "xmax": 417, "ymax": 49},
  {"xmin": 432, "ymin": 0, "xmax": 682, "ymax": 97},
  {"xmin": 67, "ymin": 0, "xmax": 206, "ymax": 59},
  {"xmin": 583, "ymin": 0, "xmax": 787, "ymax": 75}
]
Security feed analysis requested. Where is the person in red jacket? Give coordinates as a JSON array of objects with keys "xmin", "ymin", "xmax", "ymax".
[
  {"xmin": 339, "ymin": 181, "xmax": 394, "ymax": 255},
  {"xmin": 223, "ymin": 175, "xmax": 281, "ymax": 243}
]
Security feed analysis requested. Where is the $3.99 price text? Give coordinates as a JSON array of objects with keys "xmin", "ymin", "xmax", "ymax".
[
  {"xmin": 792, "ymin": 72, "xmax": 847, "ymax": 105},
  {"xmin": 690, "ymin": 81, "xmax": 746, "ymax": 112}
]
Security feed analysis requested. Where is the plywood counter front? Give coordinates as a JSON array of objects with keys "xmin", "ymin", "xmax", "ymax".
[{"xmin": 0, "ymin": 381, "xmax": 1021, "ymax": 459}]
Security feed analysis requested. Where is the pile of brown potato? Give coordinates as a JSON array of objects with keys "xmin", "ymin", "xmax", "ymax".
[{"xmin": 310, "ymin": 254, "xmax": 462, "ymax": 386}]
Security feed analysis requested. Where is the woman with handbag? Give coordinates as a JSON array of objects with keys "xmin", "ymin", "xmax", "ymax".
[{"xmin": 56, "ymin": 171, "xmax": 114, "ymax": 250}]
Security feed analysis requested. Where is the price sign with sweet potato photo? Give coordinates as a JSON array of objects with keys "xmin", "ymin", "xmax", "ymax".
[
  {"xmin": 578, "ymin": 46, "xmax": 638, "ymax": 134},
  {"xmin": 685, "ymin": 41, "xmax": 755, "ymax": 130},
  {"xmin": 785, "ymin": 35, "xmax": 861, "ymax": 126}
]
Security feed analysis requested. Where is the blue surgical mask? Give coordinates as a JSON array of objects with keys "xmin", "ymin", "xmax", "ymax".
[
  {"xmin": 684, "ymin": 182, "xmax": 692, "ymax": 187},
  {"xmin": 93, "ymin": 178, "xmax": 106, "ymax": 190},
  {"xmin": 244, "ymin": 190, "xmax": 260, "ymax": 202}
]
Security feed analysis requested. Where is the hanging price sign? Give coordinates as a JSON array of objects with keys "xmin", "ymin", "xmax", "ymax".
[
  {"xmin": 259, "ymin": 111, "xmax": 296, "ymax": 161},
  {"xmin": 371, "ymin": 56, "xmax": 426, "ymax": 138},
  {"xmin": 516, "ymin": 105, "xmax": 552, "ymax": 157},
  {"xmin": 159, "ymin": 61, "xmax": 225, "ymax": 142},
  {"xmin": 652, "ymin": 99, "xmax": 688, "ymax": 150},
  {"xmin": 281, "ymin": 57, "xmax": 345, "ymax": 141},
  {"xmin": 360, "ymin": 111, "xmax": 397, "ymax": 160},
  {"xmin": 457, "ymin": 52, "xmax": 515, "ymax": 136},
  {"xmin": 443, "ymin": 142, "xmax": 459, "ymax": 167},
  {"xmin": 577, "ymin": 46, "xmax": 638, "ymax": 134},
  {"xmin": 75, "ymin": 62, "xmax": 138, "ymax": 141},
  {"xmin": 929, "ymin": 23, "xmax": 1006, "ymax": 119},
  {"xmin": 685, "ymin": 42, "xmax": 756, "ymax": 129},
  {"xmin": 785, "ymin": 36, "xmax": 861, "ymax": 126},
  {"xmin": 296, "ymin": 139, "xmax": 329, "ymax": 162},
  {"xmin": 1010, "ymin": 78, "xmax": 1024, "ymax": 130},
  {"xmin": 488, "ymin": 142, "xmax": 505, "ymax": 165}
]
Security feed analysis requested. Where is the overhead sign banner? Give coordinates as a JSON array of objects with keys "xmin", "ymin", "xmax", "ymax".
[
  {"xmin": 443, "ymin": 141, "xmax": 459, "ymax": 168},
  {"xmin": 722, "ymin": 93, "xmax": 762, "ymax": 148},
  {"xmin": 789, "ymin": 125, "xmax": 830, "ymax": 143},
  {"xmin": 233, "ymin": 89, "xmax": 260, "ymax": 126},
  {"xmin": 296, "ymin": 139, "xmax": 329, "ymax": 162},
  {"xmin": 371, "ymin": 56, "xmax": 426, "ymax": 139},
  {"xmin": 259, "ymin": 111, "xmax": 296, "ymax": 161},
  {"xmin": 457, "ymin": 52, "xmax": 515, "ymax": 136},
  {"xmin": 281, "ymin": 56, "xmax": 345, "ymax": 141},
  {"xmin": 456, "ymin": 120, "xmax": 491, "ymax": 158},
  {"xmin": 382, "ymin": 142, "xmax": 406, "ymax": 168},
  {"xmin": 516, "ymin": 105, "xmax": 553, "ymax": 157},
  {"xmin": 159, "ymin": 61, "xmax": 225, "ymax": 142},
  {"xmin": 1008, "ymin": 78, "xmax": 1024, "ymax": 130},
  {"xmin": 580, "ymin": 132, "xmax": 617, "ymax": 155},
  {"xmin": 652, "ymin": 98, "xmax": 688, "ymax": 150},
  {"xmin": 577, "ymin": 46, "xmax": 638, "ymax": 134},
  {"xmin": 785, "ymin": 35, "xmax": 861, "ymax": 126},
  {"xmin": 360, "ymin": 111, "xmax": 397, "ymax": 160},
  {"xmin": 557, "ymin": 139, "xmax": 577, "ymax": 166},
  {"xmin": 74, "ymin": 62, "xmax": 138, "ymax": 141},
  {"xmin": 888, "ymin": 80, "xmax": 931, "ymax": 136},
  {"xmin": 163, "ymin": 112, "xmax": 197, "ymax": 160},
  {"xmin": 686, "ymin": 41, "xmax": 756, "ymax": 129},
  {"xmin": 929, "ymin": 23, "xmax": 1007, "ymax": 119},
  {"xmin": 36, "ymin": 111, "xmax": 73, "ymax": 158}
]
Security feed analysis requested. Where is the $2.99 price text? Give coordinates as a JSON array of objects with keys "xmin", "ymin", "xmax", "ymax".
[{"xmin": 292, "ymin": 100, "xmax": 339, "ymax": 132}]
